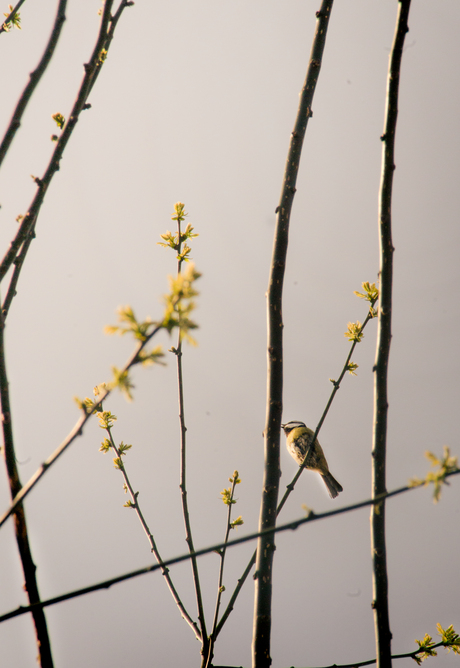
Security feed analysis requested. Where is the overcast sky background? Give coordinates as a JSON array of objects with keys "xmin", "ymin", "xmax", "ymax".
[{"xmin": 0, "ymin": 1, "xmax": 459, "ymax": 666}]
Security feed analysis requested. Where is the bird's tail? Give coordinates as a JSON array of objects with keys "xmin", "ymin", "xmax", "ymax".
[{"xmin": 322, "ymin": 473, "xmax": 343, "ymax": 499}]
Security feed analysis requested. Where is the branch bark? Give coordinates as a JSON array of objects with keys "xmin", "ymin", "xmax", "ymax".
[
  {"xmin": 102, "ymin": 419, "xmax": 201, "ymax": 641},
  {"xmin": 0, "ymin": 0, "xmax": 132, "ymax": 314},
  {"xmin": 1, "ymin": 470, "xmax": 458, "ymax": 626},
  {"xmin": 0, "ymin": 308, "xmax": 54, "ymax": 667},
  {"xmin": 0, "ymin": 0, "xmax": 67, "ymax": 166},
  {"xmin": 173, "ymin": 215, "xmax": 208, "ymax": 662},
  {"xmin": 252, "ymin": 3, "xmax": 334, "ymax": 666},
  {"xmin": 218, "ymin": 300, "xmax": 375, "ymax": 639},
  {"xmin": 372, "ymin": 2, "xmax": 412, "ymax": 667}
]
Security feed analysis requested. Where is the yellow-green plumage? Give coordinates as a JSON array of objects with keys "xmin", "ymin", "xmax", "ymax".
[{"xmin": 282, "ymin": 422, "xmax": 343, "ymax": 499}]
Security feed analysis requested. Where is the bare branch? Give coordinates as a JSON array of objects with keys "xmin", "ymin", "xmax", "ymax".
[
  {"xmin": 0, "ymin": 325, "xmax": 161, "ymax": 531},
  {"xmin": 371, "ymin": 3, "xmax": 412, "ymax": 667},
  {"xmin": 218, "ymin": 298, "xmax": 376, "ymax": 639},
  {"xmin": 278, "ymin": 307, "xmax": 376, "ymax": 514},
  {"xmin": 0, "ymin": 0, "xmax": 67, "ymax": 166},
  {"xmin": 206, "ymin": 472, "xmax": 241, "ymax": 667},
  {"xmin": 0, "ymin": 307, "xmax": 54, "ymax": 666},
  {"xmin": 100, "ymin": 411, "xmax": 201, "ymax": 641},
  {"xmin": 0, "ymin": 0, "xmax": 133, "ymax": 314},
  {"xmin": 171, "ymin": 204, "xmax": 208, "ymax": 654},
  {"xmin": 1, "ymin": 471, "xmax": 457, "ymax": 626},
  {"xmin": 253, "ymin": 3, "xmax": 335, "ymax": 665}
]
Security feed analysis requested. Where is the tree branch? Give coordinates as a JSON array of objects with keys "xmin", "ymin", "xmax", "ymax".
[
  {"xmin": 371, "ymin": 3, "xmax": 412, "ymax": 667},
  {"xmin": 0, "ymin": 0, "xmax": 133, "ymax": 314},
  {"xmin": 100, "ymin": 412, "xmax": 202, "ymax": 641},
  {"xmin": 1, "ymin": 471, "xmax": 457, "ymax": 626},
  {"xmin": 172, "ymin": 208, "xmax": 208, "ymax": 658},
  {"xmin": 0, "ymin": 324, "xmax": 162, "ymax": 531},
  {"xmin": 278, "ymin": 308, "xmax": 375, "ymax": 514},
  {"xmin": 205, "ymin": 638, "xmax": 459, "ymax": 668},
  {"xmin": 252, "ymin": 3, "xmax": 334, "ymax": 666},
  {"xmin": 0, "ymin": 0, "xmax": 27, "ymax": 35},
  {"xmin": 0, "ymin": 306, "xmax": 54, "ymax": 666},
  {"xmin": 0, "ymin": 0, "xmax": 66, "ymax": 166},
  {"xmin": 218, "ymin": 299, "xmax": 375, "ymax": 639},
  {"xmin": 206, "ymin": 473, "xmax": 240, "ymax": 667}
]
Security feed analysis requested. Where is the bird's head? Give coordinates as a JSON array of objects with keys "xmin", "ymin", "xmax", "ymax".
[{"xmin": 281, "ymin": 421, "xmax": 306, "ymax": 435}]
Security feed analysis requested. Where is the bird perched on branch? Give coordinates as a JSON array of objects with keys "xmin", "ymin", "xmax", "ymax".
[{"xmin": 281, "ymin": 421, "xmax": 343, "ymax": 499}]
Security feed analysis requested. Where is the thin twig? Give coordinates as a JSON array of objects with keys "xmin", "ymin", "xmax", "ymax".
[
  {"xmin": 372, "ymin": 3, "xmax": 411, "ymax": 667},
  {"xmin": 0, "ymin": 305, "xmax": 54, "ymax": 666},
  {"xmin": 204, "ymin": 639, "xmax": 457, "ymax": 668},
  {"xmin": 0, "ymin": 1, "xmax": 133, "ymax": 308},
  {"xmin": 0, "ymin": 0, "xmax": 27, "ymax": 35},
  {"xmin": 206, "ymin": 474, "xmax": 239, "ymax": 667},
  {"xmin": 1, "ymin": 222, "xmax": 34, "ymax": 319},
  {"xmin": 293, "ymin": 640, "xmax": 454, "ymax": 668},
  {"xmin": 253, "ymin": 4, "xmax": 335, "ymax": 666},
  {"xmin": 0, "ymin": 0, "xmax": 66, "ymax": 166},
  {"xmin": 278, "ymin": 309, "xmax": 374, "ymax": 514},
  {"xmin": 217, "ymin": 301, "xmax": 373, "ymax": 638},
  {"xmin": 173, "ymin": 211, "xmax": 208, "ymax": 656},
  {"xmin": 0, "ymin": 325, "xmax": 162, "ymax": 531},
  {"xmin": 102, "ymin": 418, "xmax": 201, "ymax": 641},
  {"xmin": 1, "ymin": 471, "xmax": 457, "ymax": 625}
]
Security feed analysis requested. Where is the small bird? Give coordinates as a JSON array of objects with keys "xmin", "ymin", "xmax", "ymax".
[{"xmin": 281, "ymin": 421, "xmax": 343, "ymax": 499}]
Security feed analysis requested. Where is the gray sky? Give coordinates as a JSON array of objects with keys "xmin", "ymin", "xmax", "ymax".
[{"xmin": 0, "ymin": 1, "xmax": 459, "ymax": 666}]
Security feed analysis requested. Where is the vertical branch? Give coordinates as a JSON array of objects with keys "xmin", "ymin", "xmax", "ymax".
[
  {"xmin": 172, "ymin": 206, "xmax": 208, "ymax": 660},
  {"xmin": 1, "ymin": 1, "xmax": 132, "ymax": 319},
  {"xmin": 0, "ymin": 0, "xmax": 67, "ymax": 167},
  {"xmin": 0, "ymin": 0, "xmax": 134, "ymax": 288},
  {"xmin": 0, "ymin": 308, "xmax": 54, "ymax": 667},
  {"xmin": 217, "ymin": 301, "xmax": 375, "ymax": 639},
  {"xmin": 372, "ymin": 2, "xmax": 411, "ymax": 667},
  {"xmin": 206, "ymin": 472, "xmax": 240, "ymax": 667},
  {"xmin": 252, "ymin": 3, "xmax": 334, "ymax": 667}
]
